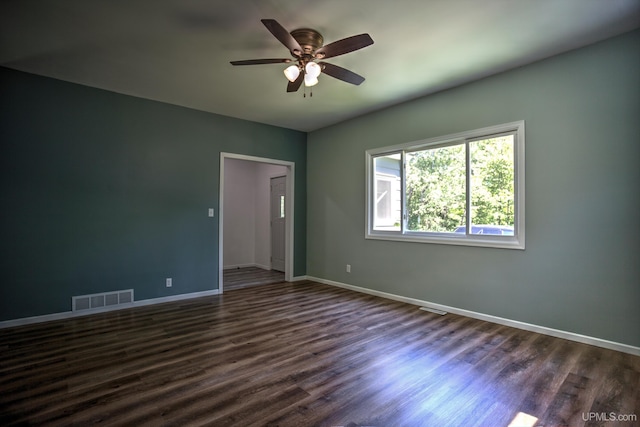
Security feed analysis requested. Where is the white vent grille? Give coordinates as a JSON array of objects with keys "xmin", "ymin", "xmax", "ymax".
[{"xmin": 72, "ymin": 289, "xmax": 134, "ymax": 312}]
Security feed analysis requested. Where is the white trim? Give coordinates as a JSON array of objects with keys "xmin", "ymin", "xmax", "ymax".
[
  {"xmin": 307, "ymin": 276, "xmax": 640, "ymax": 356},
  {"xmin": 291, "ymin": 275, "xmax": 310, "ymax": 282},
  {"xmin": 219, "ymin": 153, "xmax": 296, "ymax": 293},
  {"xmin": 0, "ymin": 289, "xmax": 220, "ymax": 329}
]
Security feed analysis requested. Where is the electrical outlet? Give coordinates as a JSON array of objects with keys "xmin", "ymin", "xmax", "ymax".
[
  {"xmin": 346, "ymin": 264, "xmax": 351, "ymax": 273},
  {"xmin": 166, "ymin": 278, "xmax": 172, "ymax": 287},
  {"xmin": 208, "ymin": 208, "xmax": 214, "ymax": 217}
]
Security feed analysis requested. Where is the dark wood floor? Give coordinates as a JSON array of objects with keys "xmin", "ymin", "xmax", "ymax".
[
  {"xmin": 223, "ymin": 267, "xmax": 285, "ymax": 291},
  {"xmin": 1, "ymin": 280, "xmax": 638, "ymax": 426}
]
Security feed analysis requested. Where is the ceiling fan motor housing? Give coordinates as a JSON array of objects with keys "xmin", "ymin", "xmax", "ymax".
[{"xmin": 290, "ymin": 28, "xmax": 324, "ymax": 56}]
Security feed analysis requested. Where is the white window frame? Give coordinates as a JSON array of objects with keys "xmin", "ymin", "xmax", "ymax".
[{"xmin": 365, "ymin": 121, "xmax": 525, "ymax": 250}]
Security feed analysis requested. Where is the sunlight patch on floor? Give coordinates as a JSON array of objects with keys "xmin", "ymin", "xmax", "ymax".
[{"xmin": 507, "ymin": 412, "xmax": 538, "ymax": 427}]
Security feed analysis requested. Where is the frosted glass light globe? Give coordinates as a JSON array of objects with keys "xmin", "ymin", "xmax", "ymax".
[
  {"xmin": 284, "ymin": 65, "xmax": 300, "ymax": 82},
  {"xmin": 305, "ymin": 62, "xmax": 321, "ymax": 78}
]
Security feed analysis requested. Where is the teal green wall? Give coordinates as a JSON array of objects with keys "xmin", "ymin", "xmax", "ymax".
[
  {"xmin": 307, "ymin": 30, "xmax": 640, "ymax": 347},
  {"xmin": 0, "ymin": 67, "xmax": 306, "ymax": 321}
]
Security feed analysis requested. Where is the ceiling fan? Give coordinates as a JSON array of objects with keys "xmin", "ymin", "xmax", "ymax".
[{"xmin": 231, "ymin": 19, "xmax": 374, "ymax": 94}]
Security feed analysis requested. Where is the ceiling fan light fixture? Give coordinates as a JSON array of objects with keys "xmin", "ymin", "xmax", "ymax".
[
  {"xmin": 304, "ymin": 74, "xmax": 319, "ymax": 87},
  {"xmin": 284, "ymin": 65, "xmax": 300, "ymax": 82},
  {"xmin": 305, "ymin": 61, "xmax": 321, "ymax": 79}
]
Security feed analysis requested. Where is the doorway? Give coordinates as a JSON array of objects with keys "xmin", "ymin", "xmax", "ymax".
[{"xmin": 219, "ymin": 153, "xmax": 295, "ymax": 293}]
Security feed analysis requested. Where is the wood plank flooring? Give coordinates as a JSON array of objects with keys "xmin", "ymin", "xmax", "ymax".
[
  {"xmin": 1, "ymin": 280, "xmax": 638, "ymax": 426},
  {"xmin": 223, "ymin": 267, "xmax": 285, "ymax": 291}
]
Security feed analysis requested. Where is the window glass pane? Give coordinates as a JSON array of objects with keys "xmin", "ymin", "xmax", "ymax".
[
  {"xmin": 469, "ymin": 135, "xmax": 515, "ymax": 235},
  {"xmin": 279, "ymin": 195, "xmax": 285, "ymax": 218},
  {"xmin": 373, "ymin": 154, "xmax": 401, "ymax": 231},
  {"xmin": 406, "ymin": 144, "xmax": 466, "ymax": 232}
]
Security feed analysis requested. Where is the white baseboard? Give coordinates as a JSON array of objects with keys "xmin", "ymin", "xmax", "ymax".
[
  {"xmin": 0, "ymin": 289, "xmax": 220, "ymax": 329},
  {"xmin": 6, "ymin": 276, "xmax": 637, "ymax": 356},
  {"xmin": 307, "ymin": 276, "xmax": 640, "ymax": 356}
]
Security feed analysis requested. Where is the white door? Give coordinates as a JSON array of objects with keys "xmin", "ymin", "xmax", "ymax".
[{"xmin": 270, "ymin": 176, "xmax": 286, "ymax": 272}]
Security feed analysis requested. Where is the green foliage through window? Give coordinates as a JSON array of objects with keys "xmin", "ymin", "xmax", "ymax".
[
  {"xmin": 469, "ymin": 136, "xmax": 514, "ymax": 229},
  {"xmin": 404, "ymin": 135, "xmax": 515, "ymax": 233},
  {"xmin": 406, "ymin": 144, "xmax": 466, "ymax": 232},
  {"xmin": 373, "ymin": 134, "xmax": 516, "ymax": 235}
]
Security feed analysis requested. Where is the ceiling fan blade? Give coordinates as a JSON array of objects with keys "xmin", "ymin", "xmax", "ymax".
[
  {"xmin": 230, "ymin": 58, "xmax": 292, "ymax": 66},
  {"xmin": 261, "ymin": 19, "xmax": 304, "ymax": 57},
  {"xmin": 319, "ymin": 62, "xmax": 365, "ymax": 85},
  {"xmin": 314, "ymin": 34, "xmax": 373, "ymax": 59},
  {"xmin": 287, "ymin": 72, "xmax": 304, "ymax": 92}
]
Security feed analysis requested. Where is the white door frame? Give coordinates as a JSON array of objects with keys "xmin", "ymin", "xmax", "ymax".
[{"xmin": 219, "ymin": 153, "xmax": 295, "ymax": 293}]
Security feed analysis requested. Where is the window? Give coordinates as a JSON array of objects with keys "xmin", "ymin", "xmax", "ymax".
[
  {"xmin": 366, "ymin": 121, "xmax": 525, "ymax": 249},
  {"xmin": 279, "ymin": 195, "xmax": 285, "ymax": 218}
]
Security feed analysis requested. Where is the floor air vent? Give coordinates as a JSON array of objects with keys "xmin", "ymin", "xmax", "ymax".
[{"xmin": 72, "ymin": 289, "xmax": 134, "ymax": 312}]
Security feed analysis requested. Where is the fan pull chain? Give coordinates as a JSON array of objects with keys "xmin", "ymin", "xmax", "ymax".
[{"xmin": 302, "ymin": 86, "xmax": 313, "ymax": 98}]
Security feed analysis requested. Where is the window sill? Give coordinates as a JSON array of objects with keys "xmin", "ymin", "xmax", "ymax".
[{"xmin": 366, "ymin": 231, "xmax": 525, "ymax": 250}]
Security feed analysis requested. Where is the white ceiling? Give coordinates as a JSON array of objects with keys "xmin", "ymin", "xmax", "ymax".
[{"xmin": 2, "ymin": 0, "xmax": 639, "ymax": 132}]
